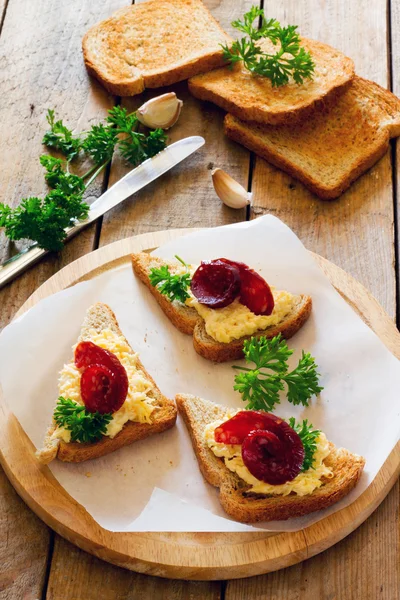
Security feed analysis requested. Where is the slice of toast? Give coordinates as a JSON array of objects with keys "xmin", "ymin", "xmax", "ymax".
[
  {"xmin": 36, "ymin": 303, "xmax": 177, "ymax": 464},
  {"xmin": 131, "ymin": 252, "xmax": 312, "ymax": 362},
  {"xmin": 224, "ymin": 76, "xmax": 400, "ymax": 200},
  {"xmin": 176, "ymin": 394, "xmax": 365, "ymax": 523},
  {"xmin": 82, "ymin": 0, "xmax": 232, "ymax": 96},
  {"xmin": 189, "ymin": 38, "xmax": 354, "ymax": 125}
]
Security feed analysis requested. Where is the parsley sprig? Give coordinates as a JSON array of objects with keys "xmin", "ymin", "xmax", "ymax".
[
  {"xmin": 221, "ymin": 6, "xmax": 315, "ymax": 87},
  {"xmin": 54, "ymin": 397, "xmax": 112, "ymax": 443},
  {"xmin": 149, "ymin": 255, "xmax": 191, "ymax": 303},
  {"xmin": 233, "ymin": 334, "xmax": 323, "ymax": 411},
  {"xmin": 288, "ymin": 418, "xmax": 320, "ymax": 471},
  {"xmin": 0, "ymin": 107, "xmax": 168, "ymax": 254}
]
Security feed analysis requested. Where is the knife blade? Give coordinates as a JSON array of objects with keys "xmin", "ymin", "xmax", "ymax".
[{"xmin": 0, "ymin": 135, "xmax": 205, "ymax": 290}]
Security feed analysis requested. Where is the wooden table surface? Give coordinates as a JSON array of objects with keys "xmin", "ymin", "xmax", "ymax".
[{"xmin": 0, "ymin": 0, "xmax": 399, "ymax": 598}]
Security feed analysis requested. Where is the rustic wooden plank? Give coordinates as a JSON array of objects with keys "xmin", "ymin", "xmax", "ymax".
[
  {"xmin": 226, "ymin": 485, "xmax": 399, "ymax": 600},
  {"xmin": 46, "ymin": 537, "xmax": 221, "ymax": 600},
  {"xmin": 225, "ymin": 1, "xmax": 399, "ymax": 599},
  {"xmin": 98, "ymin": 0, "xmax": 255, "ymax": 247},
  {"xmin": 0, "ymin": 467, "xmax": 50, "ymax": 600},
  {"xmin": 249, "ymin": 0, "xmax": 395, "ymax": 316},
  {"xmin": 0, "ymin": 0, "xmax": 127, "ymax": 598}
]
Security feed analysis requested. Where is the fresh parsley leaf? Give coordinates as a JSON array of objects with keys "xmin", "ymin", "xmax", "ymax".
[
  {"xmin": 42, "ymin": 109, "xmax": 82, "ymax": 161},
  {"xmin": 149, "ymin": 255, "xmax": 191, "ymax": 303},
  {"xmin": 288, "ymin": 417, "xmax": 320, "ymax": 471},
  {"xmin": 54, "ymin": 397, "xmax": 112, "ymax": 443},
  {"xmin": 40, "ymin": 155, "xmax": 85, "ymax": 195},
  {"xmin": 81, "ymin": 123, "xmax": 118, "ymax": 164},
  {"xmin": 283, "ymin": 351, "xmax": 324, "ymax": 406},
  {"xmin": 233, "ymin": 334, "xmax": 323, "ymax": 411},
  {"xmin": 0, "ymin": 188, "xmax": 89, "ymax": 252},
  {"xmin": 221, "ymin": 7, "xmax": 315, "ymax": 87}
]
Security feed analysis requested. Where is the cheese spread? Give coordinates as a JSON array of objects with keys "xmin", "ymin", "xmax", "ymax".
[
  {"xmin": 204, "ymin": 418, "xmax": 333, "ymax": 496},
  {"xmin": 52, "ymin": 328, "xmax": 157, "ymax": 443}
]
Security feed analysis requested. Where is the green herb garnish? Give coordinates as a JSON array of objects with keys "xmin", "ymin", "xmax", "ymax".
[
  {"xmin": 149, "ymin": 255, "xmax": 191, "ymax": 303},
  {"xmin": 54, "ymin": 397, "xmax": 112, "ymax": 443},
  {"xmin": 233, "ymin": 334, "xmax": 323, "ymax": 411},
  {"xmin": 221, "ymin": 6, "xmax": 315, "ymax": 87},
  {"xmin": 0, "ymin": 107, "xmax": 168, "ymax": 253},
  {"xmin": 288, "ymin": 418, "xmax": 321, "ymax": 471}
]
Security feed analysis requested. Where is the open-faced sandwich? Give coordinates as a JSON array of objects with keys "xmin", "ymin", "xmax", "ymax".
[
  {"xmin": 132, "ymin": 253, "xmax": 312, "ymax": 362},
  {"xmin": 36, "ymin": 302, "xmax": 177, "ymax": 464},
  {"xmin": 176, "ymin": 394, "xmax": 365, "ymax": 522}
]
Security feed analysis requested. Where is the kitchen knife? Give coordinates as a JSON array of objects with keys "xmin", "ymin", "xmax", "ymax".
[{"xmin": 0, "ymin": 135, "xmax": 205, "ymax": 290}]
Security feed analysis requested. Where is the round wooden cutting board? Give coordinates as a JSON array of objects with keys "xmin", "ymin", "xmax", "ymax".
[{"xmin": 0, "ymin": 228, "xmax": 399, "ymax": 580}]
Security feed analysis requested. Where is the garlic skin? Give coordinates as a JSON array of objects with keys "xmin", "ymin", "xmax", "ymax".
[
  {"xmin": 212, "ymin": 168, "xmax": 252, "ymax": 209},
  {"xmin": 137, "ymin": 92, "xmax": 183, "ymax": 129}
]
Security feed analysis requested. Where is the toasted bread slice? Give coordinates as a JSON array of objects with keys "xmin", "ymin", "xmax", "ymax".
[
  {"xmin": 224, "ymin": 77, "xmax": 400, "ymax": 200},
  {"xmin": 36, "ymin": 303, "xmax": 177, "ymax": 464},
  {"xmin": 82, "ymin": 0, "xmax": 232, "ymax": 96},
  {"xmin": 176, "ymin": 394, "xmax": 365, "ymax": 523},
  {"xmin": 131, "ymin": 252, "xmax": 312, "ymax": 362},
  {"xmin": 189, "ymin": 38, "xmax": 354, "ymax": 125}
]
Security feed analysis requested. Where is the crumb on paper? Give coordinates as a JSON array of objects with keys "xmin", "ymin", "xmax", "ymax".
[
  {"xmin": 85, "ymin": 472, "xmax": 92, "ymax": 478},
  {"xmin": 169, "ymin": 460, "xmax": 173, "ymax": 466}
]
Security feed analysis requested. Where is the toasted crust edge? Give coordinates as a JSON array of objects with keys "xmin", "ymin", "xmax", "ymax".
[
  {"xmin": 176, "ymin": 394, "xmax": 366, "ymax": 523},
  {"xmin": 36, "ymin": 303, "xmax": 177, "ymax": 464}
]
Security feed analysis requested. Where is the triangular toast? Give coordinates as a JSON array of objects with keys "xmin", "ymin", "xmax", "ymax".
[
  {"xmin": 36, "ymin": 303, "xmax": 177, "ymax": 464},
  {"xmin": 176, "ymin": 394, "xmax": 365, "ymax": 523},
  {"xmin": 131, "ymin": 252, "xmax": 312, "ymax": 362}
]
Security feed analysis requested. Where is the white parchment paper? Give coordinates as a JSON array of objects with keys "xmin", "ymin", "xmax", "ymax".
[{"xmin": 0, "ymin": 216, "xmax": 399, "ymax": 532}]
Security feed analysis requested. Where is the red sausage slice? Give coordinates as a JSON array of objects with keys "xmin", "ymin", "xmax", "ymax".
[
  {"xmin": 75, "ymin": 341, "xmax": 129, "ymax": 414},
  {"xmin": 214, "ymin": 410, "xmax": 281, "ymax": 445},
  {"xmin": 241, "ymin": 423, "xmax": 305, "ymax": 485},
  {"xmin": 80, "ymin": 364, "xmax": 125, "ymax": 414},
  {"xmin": 220, "ymin": 259, "xmax": 275, "ymax": 316},
  {"xmin": 190, "ymin": 260, "xmax": 241, "ymax": 308}
]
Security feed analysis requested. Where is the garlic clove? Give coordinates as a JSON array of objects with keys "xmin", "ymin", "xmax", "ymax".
[
  {"xmin": 137, "ymin": 92, "xmax": 183, "ymax": 130},
  {"xmin": 212, "ymin": 168, "xmax": 252, "ymax": 209}
]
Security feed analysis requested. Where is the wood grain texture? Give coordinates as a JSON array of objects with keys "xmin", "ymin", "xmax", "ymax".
[
  {"xmin": 1, "ymin": 229, "xmax": 399, "ymax": 584},
  {"xmin": 47, "ymin": 537, "xmax": 221, "ymax": 600},
  {"xmin": 0, "ymin": 0, "xmax": 127, "ymax": 598},
  {"xmin": 98, "ymin": 0, "xmax": 255, "ymax": 248},
  {"xmin": 0, "ymin": 467, "xmax": 50, "ymax": 600},
  {"xmin": 248, "ymin": 0, "xmax": 395, "ymax": 317}
]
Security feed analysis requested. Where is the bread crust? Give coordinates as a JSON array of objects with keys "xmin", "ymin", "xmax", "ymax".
[
  {"xmin": 82, "ymin": 0, "xmax": 231, "ymax": 96},
  {"xmin": 189, "ymin": 38, "xmax": 355, "ymax": 125},
  {"xmin": 36, "ymin": 302, "xmax": 177, "ymax": 464},
  {"xmin": 176, "ymin": 394, "xmax": 366, "ymax": 523},
  {"xmin": 132, "ymin": 253, "xmax": 312, "ymax": 362},
  {"xmin": 224, "ymin": 77, "xmax": 400, "ymax": 200}
]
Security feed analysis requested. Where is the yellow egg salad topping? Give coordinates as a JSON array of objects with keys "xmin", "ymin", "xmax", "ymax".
[
  {"xmin": 157, "ymin": 260, "xmax": 299, "ymax": 344},
  {"xmin": 204, "ymin": 418, "xmax": 333, "ymax": 496},
  {"xmin": 51, "ymin": 328, "xmax": 157, "ymax": 443},
  {"xmin": 186, "ymin": 290, "xmax": 298, "ymax": 344}
]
